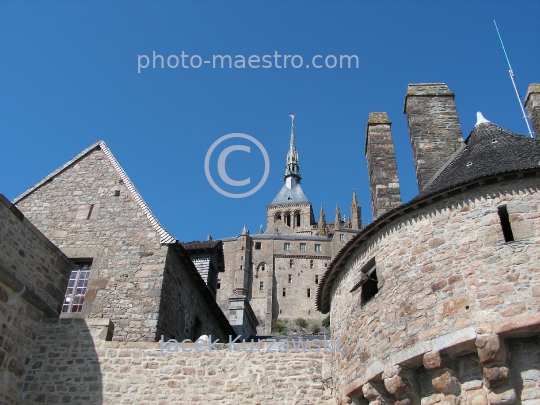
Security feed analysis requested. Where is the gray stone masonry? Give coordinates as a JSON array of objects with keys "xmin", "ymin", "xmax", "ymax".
[
  {"xmin": 365, "ymin": 112, "xmax": 402, "ymax": 220},
  {"xmin": 0, "ymin": 193, "xmax": 73, "ymax": 405},
  {"xmin": 525, "ymin": 83, "xmax": 540, "ymax": 137},
  {"xmin": 404, "ymin": 83, "xmax": 464, "ymax": 191}
]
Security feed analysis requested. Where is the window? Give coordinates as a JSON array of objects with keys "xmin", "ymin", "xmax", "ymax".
[
  {"xmin": 288, "ymin": 274, "xmax": 292, "ymax": 283},
  {"xmin": 284, "ymin": 243, "xmax": 291, "ymax": 251},
  {"xmin": 260, "ymin": 281, "xmax": 264, "ymax": 291},
  {"xmin": 307, "ymin": 289, "xmax": 311, "ymax": 298},
  {"xmin": 285, "ymin": 213, "xmax": 291, "ymax": 226},
  {"xmin": 289, "ymin": 259, "xmax": 294, "ymax": 268},
  {"xmin": 350, "ymin": 258, "xmax": 379, "ymax": 306},
  {"xmin": 260, "ymin": 263, "xmax": 265, "ymax": 271},
  {"xmin": 315, "ymin": 244, "xmax": 321, "ymax": 252},
  {"xmin": 310, "ymin": 260, "xmax": 314, "ymax": 269},
  {"xmin": 296, "ymin": 213, "xmax": 301, "ymax": 227},
  {"xmin": 498, "ymin": 205, "xmax": 514, "ymax": 242},
  {"xmin": 300, "ymin": 243, "xmax": 306, "ymax": 251},
  {"xmin": 283, "ymin": 288, "xmax": 286, "ymax": 297},
  {"xmin": 340, "ymin": 234, "xmax": 345, "ymax": 242},
  {"xmin": 255, "ymin": 242, "xmax": 262, "ymax": 250},
  {"xmin": 62, "ymin": 262, "xmax": 92, "ymax": 313},
  {"xmin": 315, "ymin": 275, "xmax": 319, "ymax": 284},
  {"xmin": 217, "ymin": 279, "xmax": 221, "ymax": 289}
]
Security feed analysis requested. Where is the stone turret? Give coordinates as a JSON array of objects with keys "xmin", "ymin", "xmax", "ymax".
[
  {"xmin": 318, "ymin": 205, "xmax": 328, "ymax": 236},
  {"xmin": 350, "ymin": 190, "xmax": 362, "ymax": 229},
  {"xmin": 525, "ymin": 83, "xmax": 540, "ymax": 137},
  {"xmin": 404, "ymin": 83, "xmax": 464, "ymax": 191},
  {"xmin": 365, "ymin": 112, "xmax": 402, "ymax": 220},
  {"xmin": 334, "ymin": 204, "xmax": 341, "ymax": 230}
]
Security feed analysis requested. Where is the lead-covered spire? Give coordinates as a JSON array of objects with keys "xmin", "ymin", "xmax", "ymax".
[{"xmin": 285, "ymin": 114, "xmax": 301, "ymax": 180}]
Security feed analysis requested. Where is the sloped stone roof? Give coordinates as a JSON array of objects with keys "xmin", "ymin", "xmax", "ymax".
[
  {"xmin": 420, "ymin": 122, "xmax": 540, "ymax": 197},
  {"xmin": 181, "ymin": 240, "xmax": 222, "ymax": 251}
]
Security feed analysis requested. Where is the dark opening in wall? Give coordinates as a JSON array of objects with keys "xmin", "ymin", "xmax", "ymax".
[
  {"xmin": 498, "ymin": 205, "xmax": 514, "ymax": 242},
  {"xmin": 217, "ymin": 279, "xmax": 221, "ymax": 289},
  {"xmin": 255, "ymin": 242, "xmax": 261, "ymax": 250},
  {"xmin": 361, "ymin": 270, "xmax": 378, "ymax": 305},
  {"xmin": 296, "ymin": 213, "xmax": 301, "ymax": 226}
]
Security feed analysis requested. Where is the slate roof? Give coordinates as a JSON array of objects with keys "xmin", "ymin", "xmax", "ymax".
[
  {"xmin": 181, "ymin": 240, "xmax": 222, "ymax": 251},
  {"xmin": 420, "ymin": 121, "xmax": 540, "ymax": 197},
  {"xmin": 316, "ymin": 120, "xmax": 540, "ymax": 314},
  {"xmin": 269, "ymin": 177, "xmax": 309, "ymax": 206}
]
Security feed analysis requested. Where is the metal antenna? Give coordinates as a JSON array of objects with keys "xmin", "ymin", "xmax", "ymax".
[{"xmin": 494, "ymin": 20, "xmax": 535, "ymax": 138}]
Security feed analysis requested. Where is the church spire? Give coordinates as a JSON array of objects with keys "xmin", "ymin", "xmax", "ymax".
[{"xmin": 284, "ymin": 114, "xmax": 301, "ymax": 181}]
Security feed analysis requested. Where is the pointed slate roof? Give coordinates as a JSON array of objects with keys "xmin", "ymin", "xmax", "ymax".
[
  {"xmin": 269, "ymin": 177, "xmax": 309, "ymax": 206},
  {"xmin": 13, "ymin": 141, "xmax": 177, "ymax": 245},
  {"xmin": 420, "ymin": 117, "xmax": 540, "ymax": 197}
]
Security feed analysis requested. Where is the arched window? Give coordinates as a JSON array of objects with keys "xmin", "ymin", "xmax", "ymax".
[
  {"xmin": 295, "ymin": 212, "xmax": 301, "ymax": 227},
  {"xmin": 285, "ymin": 212, "xmax": 291, "ymax": 226},
  {"xmin": 275, "ymin": 212, "xmax": 282, "ymax": 222}
]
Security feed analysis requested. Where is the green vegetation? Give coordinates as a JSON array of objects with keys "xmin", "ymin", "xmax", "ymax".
[
  {"xmin": 322, "ymin": 316, "xmax": 330, "ymax": 328},
  {"xmin": 271, "ymin": 319, "xmax": 288, "ymax": 335},
  {"xmin": 310, "ymin": 323, "xmax": 320, "ymax": 334},
  {"xmin": 295, "ymin": 318, "xmax": 308, "ymax": 329}
]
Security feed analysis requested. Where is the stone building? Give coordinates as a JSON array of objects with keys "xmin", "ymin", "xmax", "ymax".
[
  {"xmin": 317, "ymin": 83, "xmax": 540, "ymax": 404},
  {"xmin": 12, "ymin": 141, "xmax": 234, "ymax": 343},
  {"xmin": 1, "ymin": 81, "xmax": 540, "ymax": 405},
  {"xmin": 217, "ymin": 116, "xmax": 365, "ymax": 336}
]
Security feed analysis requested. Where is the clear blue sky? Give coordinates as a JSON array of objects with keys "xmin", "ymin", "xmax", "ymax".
[{"xmin": 1, "ymin": 1, "xmax": 539, "ymax": 241}]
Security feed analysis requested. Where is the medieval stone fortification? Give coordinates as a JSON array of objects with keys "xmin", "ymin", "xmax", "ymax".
[{"xmin": 0, "ymin": 82, "xmax": 539, "ymax": 404}]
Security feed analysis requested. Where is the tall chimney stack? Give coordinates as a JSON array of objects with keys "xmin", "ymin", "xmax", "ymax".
[
  {"xmin": 404, "ymin": 83, "xmax": 463, "ymax": 191},
  {"xmin": 365, "ymin": 112, "xmax": 402, "ymax": 221},
  {"xmin": 525, "ymin": 83, "xmax": 540, "ymax": 137}
]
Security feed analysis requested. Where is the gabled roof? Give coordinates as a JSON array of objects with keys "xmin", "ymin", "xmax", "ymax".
[
  {"xmin": 420, "ymin": 121, "xmax": 540, "ymax": 197},
  {"xmin": 13, "ymin": 141, "xmax": 177, "ymax": 245},
  {"xmin": 269, "ymin": 177, "xmax": 309, "ymax": 206}
]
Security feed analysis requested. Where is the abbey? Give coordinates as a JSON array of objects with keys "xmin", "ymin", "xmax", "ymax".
[
  {"xmin": 217, "ymin": 115, "xmax": 366, "ymax": 336},
  {"xmin": 1, "ymin": 82, "xmax": 539, "ymax": 405}
]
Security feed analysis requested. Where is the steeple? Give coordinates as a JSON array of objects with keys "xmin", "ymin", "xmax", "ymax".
[
  {"xmin": 317, "ymin": 205, "xmax": 327, "ymax": 236},
  {"xmin": 334, "ymin": 204, "xmax": 341, "ymax": 230},
  {"xmin": 284, "ymin": 114, "xmax": 301, "ymax": 181},
  {"xmin": 351, "ymin": 189, "xmax": 362, "ymax": 229}
]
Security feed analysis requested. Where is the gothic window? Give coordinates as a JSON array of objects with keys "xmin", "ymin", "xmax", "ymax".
[
  {"xmin": 285, "ymin": 213, "xmax": 291, "ymax": 226},
  {"xmin": 295, "ymin": 213, "xmax": 301, "ymax": 227},
  {"xmin": 315, "ymin": 244, "xmax": 321, "ymax": 252},
  {"xmin": 62, "ymin": 261, "xmax": 92, "ymax": 313},
  {"xmin": 275, "ymin": 212, "xmax": 282, "ymax": 222},
  {"xmin": 300, "ymin": 243, "xmax": 306, "ymax": 251}
]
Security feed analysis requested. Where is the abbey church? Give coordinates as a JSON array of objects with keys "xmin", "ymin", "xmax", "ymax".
[{"xmin": 1, "ymin": 82, "xmax": 540, "ymax": 405}]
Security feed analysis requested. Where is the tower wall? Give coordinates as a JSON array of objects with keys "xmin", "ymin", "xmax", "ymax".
[
  {"xmin": 404, "ymin": 83, "xmax": 463, "ymax": 191},
  {"xmin": 525, "ymin": 83, "xmax": 540, "ymax": 137},
  {"xmin": 365, "ymin": 112, "xmax": 402, "ymax": 220}
]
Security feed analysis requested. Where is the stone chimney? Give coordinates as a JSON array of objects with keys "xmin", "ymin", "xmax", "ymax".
[
  {"xmin": 365, "ymin": 112, "xmax": 402, "ymax": 221},
  {"xmin": 525, "ymin": 83, "xmax": 540, "ymax": 137},
  {"xmin": 404, "ymin": 83, "xmax": 464, "ymax": 191}
]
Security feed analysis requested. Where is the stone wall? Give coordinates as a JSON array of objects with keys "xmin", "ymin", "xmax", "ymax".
[
  {"xmin": 404, "ymin": 83, "xmax": 464, "ymax": 191},
  {"xmin": 24, "ymin": 318, "xmax": 335, "ymax": 405},
  {"xmin": 525, "ymin": 83, "xmax": 540, "ymax": 137},
  {"xmin": 365, "ymin": 112, "xmax": 402, "ymax": 221},
  {"xmin": 0, "ymin": 193, "xmax": 73, "ymax": 405},
  {"xmin": 327, "ymin": 177, "xmax": 540, "ymax": 403}
]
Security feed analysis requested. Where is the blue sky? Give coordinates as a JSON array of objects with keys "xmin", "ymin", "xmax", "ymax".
[{"xmin": 1, "ymin": 1, "xmax": 539, "ymax": 241}]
